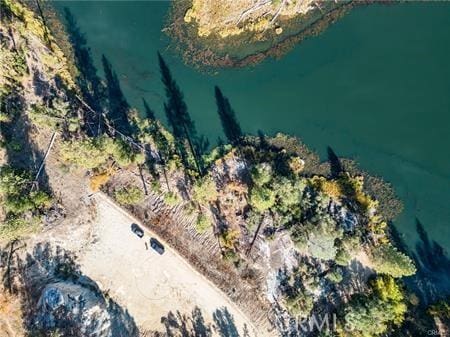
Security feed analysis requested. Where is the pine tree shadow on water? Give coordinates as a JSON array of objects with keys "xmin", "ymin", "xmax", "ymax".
[
  {"xmin": 326, "ymin": 146, "xmax": 343, "ymax": 178},
  {"xmin": 63, "ymin": 8, "xmax": 134, "ymax": 138},
  {"xmin": 0, "ymin": 242, "xmax": 138, "ymax": 337},
  {"xmin": 62, "ymin": 8, "xmax": 106, "ymax": 136},
  {"xmin": 158, "ymin": 306, "xmax": 248, "ymax": 337},
  {"xmin": 391, "ymin": 219, "xmax": 450, "ymax": 305},
  {"xmin": 102, "ymin": 54, "xmax": 134, "ymax": 137},
  {"xmin": 214, "ymin": 86, "xmax": 243, "ymax": 146},
  {"xmin": 158, "ymin": 53, "xmax": 206, "ymax": 176}
]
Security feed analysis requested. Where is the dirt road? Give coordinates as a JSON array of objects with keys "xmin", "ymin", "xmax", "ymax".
[{"xmin": 78, "ymin": 194, "xmax": 262, "ymax": 336}]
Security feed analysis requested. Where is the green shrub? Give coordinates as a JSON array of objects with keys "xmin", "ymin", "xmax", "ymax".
[
  {"xmin": 32, "ymin": 190, "xmax": 52, "ymax": 207},
  {"xmin": 60, "ymin": 136, "xmax": 144, "ymax": 169},
  {"xmin": 0, "ymin": 166, "xmax": 29, "ymax": 194},
  {"xmin": 307, "ymin": 230, "xmax": 339, "ymax": 260},
  {"xmin": 195, "ymin": 213, "xmax": 211, "ymax": 233},
  {"xmin": 326, "ymin": 268, "xmax": 343, "ymax": 283},
  {"xmin": 0, "ymin": 46, "xmax": 27, "ymax": 90},
  {"xmin": 202, "ymin": 144, "xmax": 232, "ymax": 167},
  {"xmin": 114, "ymin": 186, "xmax": 144, "ymax": 205},
  {"xmin": 271, "ymin": 176, "xmax": 306, "ymax": 226},
  {"xmin": 164, "ymin": 191, "xmax": 180, "ymax": 206},
  {"xmin": 0, "ymin": 167, "xmax": 51, "ymax": 215},
  {"xmin": 222, "ymin": 249, "xmax": 240, "ymax": 264},
  {"xmin": 28, "ymin": 101, "xmax": 71, "ymax": 131},
  {"xmin": 249, "ymin": 186, "xmax": 276, "ymax": 212},
  {"xmin": 59, "ymin": 137, "xmax": 110, "ymax": 169},
  {"xmin": 335, "ymin": 236, "xmax": 359, "ymax": 266},
  {"xmin": 291, "ymin": 220, "xmax": 343, "ymax": 261},
  {"xmin": 245, "ymin": 210, "xmax": 262, "ymax": 231},
  {"xmin": 0, "ymin": 216, "xmax": 39, "ymax": 241},
  {"xmin": 106, "ymin": 139, "xmax": 145, "ymax": 167},
  {"xmin": 192, "ymin": 176, "xmax": 218, "ymax": 204},
  {"xmin": 251, "ymin": 163, "xmax": 273, "ymax": 186},
  {"xmin": 284, "ymin": 290, "xmax": 314, "ymax": 318},
  {"xmin": 0, "ymin": 113, "xmax": 11, "ymax": 122},
  {"xmin": 150, "ymin": 179, "xmax": 161, "ymax": 193},
  {"xmin": 67, "ymin": 117, "xmax": 80, "ymax": 132},
  {"xmin": 335, "ymin": 247, "xmax": 351, "ymax": 266},
  {"xmin": 6, "ymin": 191, "xmax": 51, "ymax": 214},
  {"xmin": 0, "ymin": 167, "xmax": 51, "ymax": 241},
  {"xmin": 272, "ymin": 177, "xmax": 305, "ymax": 213},
  {"xmin": 4, "ymin": 194, "xmax": 35, "ymax": 214}
]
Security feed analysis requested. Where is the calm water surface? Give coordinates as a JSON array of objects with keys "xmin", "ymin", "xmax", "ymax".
[{"xmin": 55, "ymin": 2, "xmax": 450, "ymax": 254}]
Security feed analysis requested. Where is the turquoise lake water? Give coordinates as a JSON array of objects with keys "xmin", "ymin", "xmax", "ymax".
[{"xmin": 54, "ymin": 2, "xmax": 450, "ymax": 255}]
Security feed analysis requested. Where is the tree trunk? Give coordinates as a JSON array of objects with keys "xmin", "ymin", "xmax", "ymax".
[
  {"xmin": 246, "ymin": 213, "xmax": 265, "ymax": 256},
  {"xmin": 182, "ymin": 122, "xmax": 202, "ymax": 176},
  {"xmin": 138, "ymin": 164, "xmax": 148, "ymax": 196},
  {"xmin": 33, "ymin": 131, "xmax": 57, "ymax": 187}
]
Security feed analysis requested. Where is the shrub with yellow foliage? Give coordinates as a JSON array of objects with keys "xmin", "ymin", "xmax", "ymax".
[
  {"xmin": 310, "ymin": 176, "xmax": 343, "ymax": 199},
  {"xmin": 219, "ymin": 228, "xmax": 240, "ymax": 251},
  {"xmin": 89, "ymin": 170, "xmax": 112, "ymax": 192},
  {"xmin": 339, "ymin": 174, "xmax": 378, "ymax": 212}
]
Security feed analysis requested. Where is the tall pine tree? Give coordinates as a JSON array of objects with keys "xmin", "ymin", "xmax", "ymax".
[{"xmin": 141, "ymin": 98, "xmax": 171, "ymax": 190}]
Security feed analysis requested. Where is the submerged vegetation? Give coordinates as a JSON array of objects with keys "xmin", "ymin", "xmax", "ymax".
[{"xmin": 0, "ymin": 1, "xmax": 448, "ymax": 337}]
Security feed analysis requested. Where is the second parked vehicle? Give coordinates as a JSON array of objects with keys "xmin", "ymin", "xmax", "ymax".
[{"xmin": 149, "ymin": 238, "xmax": 165, "ymax": 255}]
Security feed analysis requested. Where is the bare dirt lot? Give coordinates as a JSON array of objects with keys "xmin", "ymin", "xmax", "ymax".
[{"xmin": 79, "ymin": 194, "xmax": 261, "ymax": 336}]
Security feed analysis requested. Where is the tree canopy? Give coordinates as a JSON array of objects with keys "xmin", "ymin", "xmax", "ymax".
[{"xmin": 371, "ymin": 244, "xmax": 416, "ymax": 278}]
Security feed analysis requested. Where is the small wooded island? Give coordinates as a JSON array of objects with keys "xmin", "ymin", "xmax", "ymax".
[
  {"xmin": 166, "ymin": 0, "xmax": 356, "ymax": 68},
  {"xmin": 0, "ymin": 1, "xmax": 448, "ymax": 337}
]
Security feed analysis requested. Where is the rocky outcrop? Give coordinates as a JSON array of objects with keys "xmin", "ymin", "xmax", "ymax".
[{"xmin": 35, "ymin": 281, "xmax": 112, "ymax": 336}]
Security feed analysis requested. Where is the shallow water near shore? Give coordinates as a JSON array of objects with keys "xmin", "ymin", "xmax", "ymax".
[{"xmin": 53, "ymin": 2, "xmax": 449, "ymax": 267}]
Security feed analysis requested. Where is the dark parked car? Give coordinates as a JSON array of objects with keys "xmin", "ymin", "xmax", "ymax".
[
  {"xmin": 131, "ymin": 223, "xmax": 144, "ymax": 238},
  {"xmin": 150, "ymin": 238, "xmax": 165, "ymax": 255}
]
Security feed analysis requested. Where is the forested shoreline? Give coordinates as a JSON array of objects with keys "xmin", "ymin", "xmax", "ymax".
[{"xmin": 0, "ymin": 1, "xmax": 448, "ymax": 336}]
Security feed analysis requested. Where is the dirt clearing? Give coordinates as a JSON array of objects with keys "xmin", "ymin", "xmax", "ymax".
[{"xmin": 78, "ymin": 194, "xmax": 262, "ymax": 336}]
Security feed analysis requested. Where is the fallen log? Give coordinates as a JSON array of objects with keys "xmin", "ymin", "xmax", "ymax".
[{"xmin": 34, "ymin": 131, "xmax": 57, "ymax": 185}]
